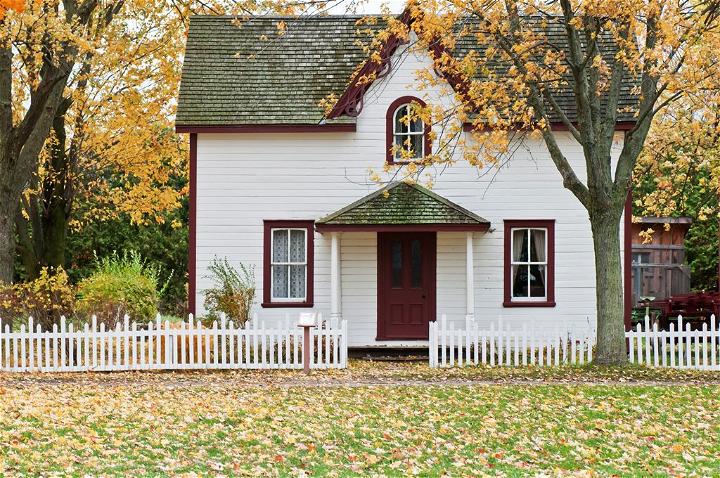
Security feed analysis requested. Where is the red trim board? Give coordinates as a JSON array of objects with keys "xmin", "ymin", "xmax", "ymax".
[
  {"xmin": 188, "ymin": 133, "xmax": 197, "ymax": 315},
  {"xmin": 176, "ymin": 124, "xmax": 355, "ymax": 134},
  {"xmin": 315, "ymin": 223, "xmax": 490, "ymax": 233}
]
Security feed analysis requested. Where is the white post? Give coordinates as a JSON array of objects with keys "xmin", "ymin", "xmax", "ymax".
[
  {"xmin": 465, "ymin": 232, "xmax": 475, "ymax": 321},
  {"xmin": 330, "ymin": 232, "xmax": 343, "ymax": 322}
]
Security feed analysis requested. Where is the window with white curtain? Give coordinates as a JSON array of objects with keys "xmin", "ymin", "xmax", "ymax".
[
  {"xmin": 510, "ymin": 228, "xmax": 548, "ymax": 300},
  {"xmin": 271, "ymin": 228, "xmax": 307, "ymax": 301}
]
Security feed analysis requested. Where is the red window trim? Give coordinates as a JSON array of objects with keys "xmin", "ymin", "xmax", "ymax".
[
  {"xmin": 503, "ymin": 219, "xmax": 556, "ymax": 308},
  {"xmin": 386, "ymin": 96, "xmax": 432, "ymax": 164},
  {"xmin": 262, "ymin": 220, "xmax": 315, "ymax": 308}
]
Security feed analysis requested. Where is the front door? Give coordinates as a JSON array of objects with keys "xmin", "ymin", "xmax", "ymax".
[{"xmin": 377, "ymin": 232, "xmax": 436, "ymax": 340}]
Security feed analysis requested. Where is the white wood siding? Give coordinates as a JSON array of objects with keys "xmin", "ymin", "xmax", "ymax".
[{"xmin": 194, "ymin": 46, "xmax": 625, "ymax": 346}]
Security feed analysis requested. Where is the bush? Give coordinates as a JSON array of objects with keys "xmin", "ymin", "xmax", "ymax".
[
  {"xmin": 66, "ymin": 206, "xmax": 188, "ymax": 316},
  {"xmin": 203, "ymin": 257, "xmax": 255, "ymax": 326},
  {"xmin": 76, "ymin": 251, "xmax": 169, "ymax": 327},
  {"xmin": 0, "ymin": 267, "xmax": 75, "ymax": 330}
]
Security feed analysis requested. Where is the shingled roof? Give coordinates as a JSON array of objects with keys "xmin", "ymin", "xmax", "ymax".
[
  {"xmin": 176, "ymin": 14, "xmax": 639, "ymax": 127},
  {"xmin": 176, "ymin": 15, "xmax": 380, "ymax": 126},
  {"xmin": 453, "ymin": 17, "xmax": 638, "ymax": 124},
  {"xmin": 315, "ymin": 182, "xmax": 490, "ymax": 230}
]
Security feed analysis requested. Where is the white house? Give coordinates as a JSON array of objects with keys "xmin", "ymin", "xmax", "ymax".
[{"xmin": 175, "ymin": 14, "xmax": 634, "ymax": 347}]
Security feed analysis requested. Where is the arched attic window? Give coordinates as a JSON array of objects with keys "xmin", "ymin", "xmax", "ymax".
[{"xmin": 386, "ymin": 96, "xmax": 431, "ymax": 164}]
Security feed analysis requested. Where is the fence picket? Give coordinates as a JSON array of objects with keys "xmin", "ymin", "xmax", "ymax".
[
  {"xmin": 712, "ymin": 315, "xmax": 718, "ymax": 369},
  {"xmin": 701, "ymin": 322, "xmax": 708, "ymax": 369}
]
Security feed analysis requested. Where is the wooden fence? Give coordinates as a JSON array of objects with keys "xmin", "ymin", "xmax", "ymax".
[
  {"xmin": 0, "ymin": 314, "xmax": 348, "ymax": 372},
  {"xmin": 627, "ymin": 315, "xmax": 720, "ymax": 370},
  {"xmin": 430, "ymin": 314, "xmax": 720, "ymax": 370},
  {"xmin": 429, "ymin": 315, "xmax": 595, "ymax": 368}
]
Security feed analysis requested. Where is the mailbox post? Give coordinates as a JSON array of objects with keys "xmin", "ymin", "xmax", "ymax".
[{"xmin": 298, "ymin": 312, "xmax": 317, "ymax": 374}]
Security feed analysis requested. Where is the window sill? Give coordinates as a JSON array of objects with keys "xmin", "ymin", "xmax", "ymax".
[
  {"xmin": 386, "ymin": 158, "xmax": 425, "ymax": 166},
  {"xmin": 503, "ymin": 301, "xmax": 556, "ymax": 308},
  {"xmin": 261, "ymin": 302, "xmax": 314, "ymax": 309}
]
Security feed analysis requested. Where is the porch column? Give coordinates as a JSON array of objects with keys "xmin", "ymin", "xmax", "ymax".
[
  {"xmin": 466, "ymin": 232, "xmax": 475, "ymax": 320},
  {"xmin": 330, "ymin": 232, "xmax": 342, "ymax": 322}
]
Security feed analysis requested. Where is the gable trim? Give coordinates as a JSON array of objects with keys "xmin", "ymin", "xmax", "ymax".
[{"xmin": 326, "ymin": 10, "xmax": 413, "ymax": 119}]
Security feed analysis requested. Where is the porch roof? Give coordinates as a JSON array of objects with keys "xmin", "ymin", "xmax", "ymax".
[{"xmin": 315, "ymin": 182, "xmax": 490, "ymax": 232}]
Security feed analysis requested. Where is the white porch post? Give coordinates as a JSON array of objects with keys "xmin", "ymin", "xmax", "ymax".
[
  {"xmin": 465, "ymin": 232, "xmax": 475, "ymax": 320},
  {"xmin": 330, "ymin": 232, "xmax": 342, "ymax": 322}
]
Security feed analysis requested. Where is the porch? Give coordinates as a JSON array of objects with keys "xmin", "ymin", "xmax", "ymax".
[{"xmin": 315, "ymin": 182, "xmax": 491, "ymax": 346}]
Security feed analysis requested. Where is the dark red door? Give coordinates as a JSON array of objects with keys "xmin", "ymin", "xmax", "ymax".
[{"xmin": 377, "ymin": 232, "xmax": 436, "ymax": 340}]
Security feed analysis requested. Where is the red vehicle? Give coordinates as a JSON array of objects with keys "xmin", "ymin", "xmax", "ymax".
[{"xmin": 646, "ymin": 291, "xmax": 720, "ymax": 330}]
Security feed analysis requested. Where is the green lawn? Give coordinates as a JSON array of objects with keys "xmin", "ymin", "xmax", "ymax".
[{"xmin": 1, "ymin": 365, "xmax": 719, "ymax": 476}]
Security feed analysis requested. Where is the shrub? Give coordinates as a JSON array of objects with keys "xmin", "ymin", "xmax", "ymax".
[
  {"xmin": 76, "ymin": 251, "xmax": 169, "ymax": 327},
  {"xmin": 0, "ymin": 267, "xmax": 75, "ymax": 330},
  {"xmin": 203, "ymin": 257, "xmax": 255, "ymax": 326}
]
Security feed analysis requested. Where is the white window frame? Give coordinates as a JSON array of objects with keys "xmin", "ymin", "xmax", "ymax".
[
  {"xmin": 392, "ymin": 103, "xmax": 425, "ymax": 161},
  {"xmin": 510, "ymin": 227, "xmax": 548, "ymax": 301},
  {"xmin": 270, "ymin": 227, "xmax": 308, "ymax": 302}
]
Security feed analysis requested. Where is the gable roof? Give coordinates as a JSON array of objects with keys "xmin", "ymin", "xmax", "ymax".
[
  {"xmin": 176, "ymin": 15, "xmax": 381, "ymax": 127},
  {"xmin": 315, "ymin": 182, "xmax": 490, "ymax": 231},
  {"xmin": 176, "ymin": 14, "xmax": 639, "ymax": 128}
]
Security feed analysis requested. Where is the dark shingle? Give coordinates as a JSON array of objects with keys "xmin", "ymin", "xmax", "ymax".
[
  {"xmin": 316, "ymin": 182, "xmax": 490, "ymax": 226},
  {"xmin": 177, "ymin": 15, "xmax": 380, "ymax": 126},
  {"xmin": 176, "ymin": 15, "xmax": 639, "ymax": 126}
]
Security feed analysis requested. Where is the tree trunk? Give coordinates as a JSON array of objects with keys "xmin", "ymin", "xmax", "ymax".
[
  {"xmin": 0, "ymin": 191, "xmax": 17, "ymax": 283},
  {"xmin": 41, "ymin": 112, "xmax": 71, "ymax": 272},
  {"xmin": 13, "ymin": 110, "xmax": 72, "ymax": 280},
  {"xmin": 590, "ymin": 207, "xmax": 628, "ymax": 365}
]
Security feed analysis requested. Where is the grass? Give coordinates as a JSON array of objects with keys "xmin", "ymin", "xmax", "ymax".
[{"xmin": 1, "ymin": 362, "xmax": 720, "ymax": 476}]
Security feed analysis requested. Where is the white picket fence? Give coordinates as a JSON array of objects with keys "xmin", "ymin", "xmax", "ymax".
[
  {"xmin": 429, "ymin": 315, "xmax": 595, "ymax": 367},
  {"xmin": 0, "ymin": 314, "xmax": 348, "ymax": 372},
  {"xmin": 627, "ymin": 315, "xmax": 720, "ymax": 370},
  {"xmin": 430, "ymin": 314, "xmax": 720, "ymax": 370}
]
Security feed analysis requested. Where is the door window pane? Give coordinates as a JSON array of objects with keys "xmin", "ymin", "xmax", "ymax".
[
  {"xmin": 392, "ymin": 240, "xmax": 402, "ymax": 288},
  {"xmin": 411, "ymin": 239, "xmax": 422, "ymax": 288}
]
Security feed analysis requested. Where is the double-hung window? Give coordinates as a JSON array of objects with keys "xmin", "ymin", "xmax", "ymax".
[
  {"xmin": 504, "ymin": 220, "xmax": 555, "ymax": 307},
  {"xmin": 262, "ymin": 220, "xmax": 314, "ymax": 307}
]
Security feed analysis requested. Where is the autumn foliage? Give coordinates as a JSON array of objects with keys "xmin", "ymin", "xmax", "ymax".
[{"xmin": 0, "ymin": 0, "xmax": 23, "ymax": 19}]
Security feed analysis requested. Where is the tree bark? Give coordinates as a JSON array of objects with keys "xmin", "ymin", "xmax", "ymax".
[
  {"xmin": 13, "ymin": 112, "xmax": 72, "ymax": 279},
  {"xmin": 590, "ymin": 206, "xmax": 628, "ymax": 364},
  {"xmin": 0, "ymin": 193, "xmax": 17, "ymax": 283}
]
